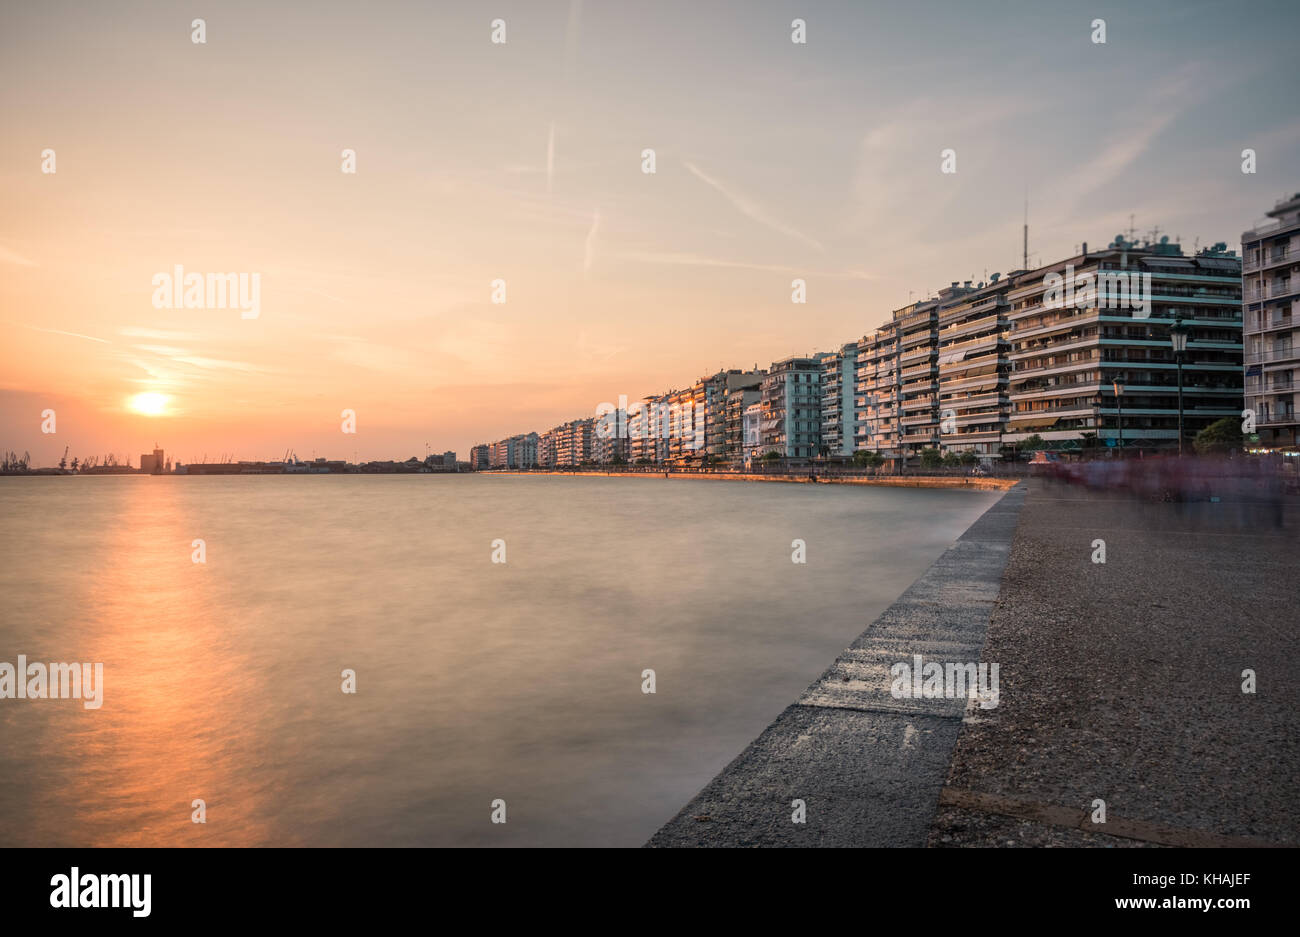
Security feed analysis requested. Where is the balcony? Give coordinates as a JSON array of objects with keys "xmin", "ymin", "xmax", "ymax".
[
  {"xmin": 1259, "ymin": 409, "xmax": 1297, "ymax": 426},
  {"xmin": 1246, "ymin": 345, "xmax": 1296, "ymax": 364},
  {"xmin": 940, "ymin": 333, "xmax": 999, "ymax": 358},
  {"xmin": 1252, "ymin": 313, "xmax": 1297, "ymax": 334},
  {"xmin": 939, "ymin": 316, "xmax": 1001, "ymax": 342},
  {"xmin": 1248, "ymin": 281, "xmax": 1298, "ymax": 302},
  {"xmin": 1011, "ymin": 351, "xmax": 1102, "ymax": 374},
  {"xmin": 942, "ymin": 392, "xmax": 1001, "ymax": 410},
  {"xmin": 1255, "ymin": 246, "xmax": 1294, "ymax": 272},
  {"xmin": 1246, "ymin": 379, "xmax": 1296, "ymax": 395}
]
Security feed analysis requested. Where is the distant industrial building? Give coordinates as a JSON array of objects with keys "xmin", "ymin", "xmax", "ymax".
[{"xmin": 138, "ymin": 447, "xmax": 165, "ymax": 474}]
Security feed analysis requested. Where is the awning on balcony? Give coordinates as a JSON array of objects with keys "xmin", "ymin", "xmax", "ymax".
[
  {"xmin": 1195, "ymin": 257, "xmax": 1243, "ymax": 271},
  {"xmin": 937, "ymin": 350, "xmax": 967, "ymax": 365},
  {"xmin": 1007, "ymin": 415, "xmax": 1061, "ymax": 430}
]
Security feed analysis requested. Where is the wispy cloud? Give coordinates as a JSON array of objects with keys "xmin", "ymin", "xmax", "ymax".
[
  {"xmin": 0, "ymin": 244, "xmax": 37, "ymax": 267},
  {"xmin": 617, "ymin": 250, "xmax": 874, "ymax": 280},
  {"xmin": 1059, "ymin": 64, "xmax": 1207, "ymax": 213},
  {"xmin": 547, "ymin": 122, "xmax": 557, "ymax": 194},
  {"xmin": 583, "ymin": 209, "xmax": 600, "ymax": 274},
  {"xmin": 683, "ymin": 160, "xmax": 824, "ymax": 251},
  {"xmin": 172, "ymin": 356, "xmax": 265, "ymax": 373},
  {"xmin": 22, "ymin": 324, "xmax": 110, "ymax": 344},
  {"xmin": 119, "ymin": 327, "xmax": 202, "ymax": 341}
]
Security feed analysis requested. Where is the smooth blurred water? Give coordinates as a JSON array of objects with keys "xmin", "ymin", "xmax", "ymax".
[{"xmin": 0, "ymin": 474, "xmax": 998, "ymax": 846}]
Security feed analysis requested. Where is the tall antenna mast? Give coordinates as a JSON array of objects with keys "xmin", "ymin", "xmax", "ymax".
[{"xmin": 1022, "ymin": 191, "xmax": 1029, "ymax": 270}]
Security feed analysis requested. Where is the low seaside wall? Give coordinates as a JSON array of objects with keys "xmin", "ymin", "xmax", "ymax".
[{"xmin": 484, "ymin": 470, "xmax": 1019, "ymax": 492}]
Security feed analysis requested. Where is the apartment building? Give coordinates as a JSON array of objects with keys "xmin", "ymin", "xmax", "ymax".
[
  {"xmin": 725, "ymin": 382, "xmax": 764, "ymax": 465},
  {"xmin": 742, "ymin": 402, "xmax": 762, "ymax": 468},
  {"xmin": 936, "ymin": 276, "xmax": 1014, "ymax": 460},
  {"xmin": 660, "ymin": 387, "xmax": 698, "ymax": 465},
  {"xmin": 820, "ymin": 343, "xmax": 859, "ymax": 457},
  {"xmin": 550, "ymin": 422, "xmax": 572, "ymax": 467},
  {"xmin": 487, "ymin": 433, "xmax": 538, "ymax": 469},
  {"xmin": 1004, "ymin": 237, "xmax": 1242, "ymax": 453},
  {"xmin": 592, "ymin": 407, "xmax": 629, "ymax": 464},
  {"xmin": 552, "ymin": 419, "xmax": 593, "ymax": 467},
  {"xmin": 1242, "ymin": 192, "xmax": 1300, "ymax": 453},
  {"xmin": 537, "ymin": 429, "xmax": 558, "ymax": 469},
  {"xmin": 699, "ymin": 369, "xmax": 764, "ymax": 465},
  {"xmin": 896, "ymin": 296, "xmax": 946, "ymax": 458},
  {"xmin": 468, "ymin": 444, "xmax": 490, "ymax": 470},
  {"xmin": 759, "ymin": 356, "xmax": 823, "ymax": 460},
  {"xmin": 517, "ymin": 432, "xmax": 539, "ymax": 468},
  {"xmin": 628, "ymin": 395, "xmax": 661, "ymax": 464},
  {"xmin": 855, "ymin": 322, "xmax": 900, "ymax": 459}
]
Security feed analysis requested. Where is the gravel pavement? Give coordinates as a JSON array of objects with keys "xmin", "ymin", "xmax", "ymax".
[{"xmin": 930, "ymin": 478, "xmax": 1299, "ymax": 847}]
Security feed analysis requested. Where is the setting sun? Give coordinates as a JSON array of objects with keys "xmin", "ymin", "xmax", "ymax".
[{"xmin": 128, "ymin": 392, "xmax": 170, "ymax": 417}]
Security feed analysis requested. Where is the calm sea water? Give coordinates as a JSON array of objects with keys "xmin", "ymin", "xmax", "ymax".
[{"xmin": 0, "ymin": 474, "xmax": 998, "ymax": 847}]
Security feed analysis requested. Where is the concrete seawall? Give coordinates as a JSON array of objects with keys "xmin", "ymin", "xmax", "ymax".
[
  {"xmin": 646, "ymin": 482, "xmax": 1028, "ymax": 847},
  {"xmin": 485, "ymin": 470, "xmax": 1019, "ymax": 492}
]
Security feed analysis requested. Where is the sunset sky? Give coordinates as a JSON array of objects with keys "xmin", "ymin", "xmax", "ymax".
[{"xmin": 3, "ymin": 0, "xmax": 1299, "ymax": 464}]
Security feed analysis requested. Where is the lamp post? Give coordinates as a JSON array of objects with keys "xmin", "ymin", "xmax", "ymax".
[
  {"xmin": 1169, "ymin": 317, "xmax": 1189, "ymax": 456},
  {"xmin": 1092, "ymin": 389, "xmax": 1105, "ymax": 457},
  {"xmin": 1113, "ymin": 380, "xmax": 1124, "ymax": 458}
]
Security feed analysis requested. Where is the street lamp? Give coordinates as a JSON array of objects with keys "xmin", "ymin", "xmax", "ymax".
[
  {"xmin": 1092, "ymin": 389, "xmax": 1105, "ymax": 457},
  {"xmin": 1169, "ymin": 317, "xmax": 1189, "ymax": 456},
  {"xmin": 1113, "ymin": 380, "xmax": 1124, "ymax": 457}
]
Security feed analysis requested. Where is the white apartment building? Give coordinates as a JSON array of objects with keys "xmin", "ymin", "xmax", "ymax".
[{"xmin": 1243, "ymin": 192, "xmax": 1300, "ymax": 454}]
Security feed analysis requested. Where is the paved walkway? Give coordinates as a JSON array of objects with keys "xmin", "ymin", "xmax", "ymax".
[{"xmin": 930, "ymin": 478, "xmax": 1300, "ymax": 847}]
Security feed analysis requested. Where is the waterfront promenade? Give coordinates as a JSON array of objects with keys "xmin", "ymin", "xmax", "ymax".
[
  {"xmin": 488, "ymin": 469, "xmax": 1019, "ymax": 492},
  {"xmin": 930, "ymin": 479, "xmax": 1299, "ymax": 847},
  {"xmin": 648, "ymin": 478, "xmax": 1299, "ymax": 847}
]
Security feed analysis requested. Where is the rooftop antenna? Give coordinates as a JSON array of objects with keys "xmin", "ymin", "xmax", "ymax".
[
  {"xmin": 1127, "ymin": 214, "xmax": 1137, "ymax": 243},
  {"xmin": 1022, "ymin": 191, "xmax": 1029, "ymax": 270}
]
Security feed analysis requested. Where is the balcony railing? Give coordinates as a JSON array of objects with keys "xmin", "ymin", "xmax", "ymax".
[
  {"xmin": 899, "ymin": 345, "xmax": 934, "ymax": 363},
  {"xmin": 1246, "ymin": 345, "xmax": 1296, "ymax": 364}
]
